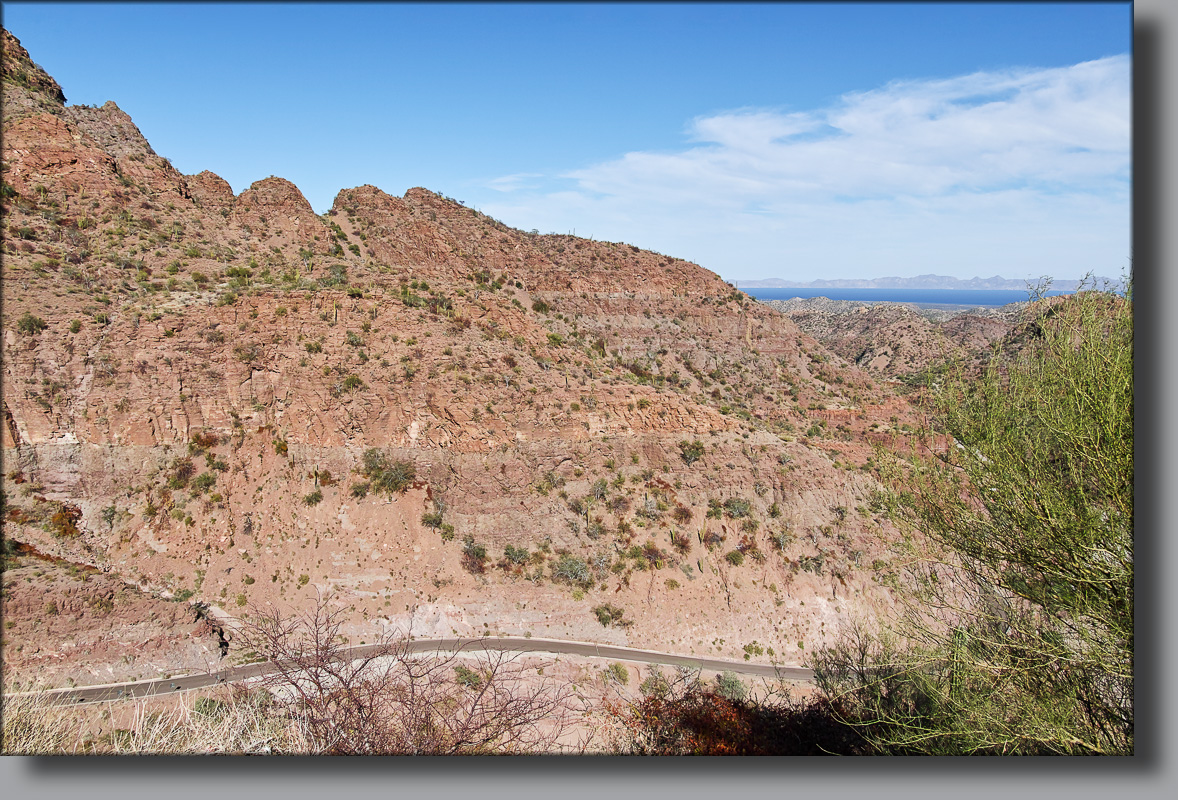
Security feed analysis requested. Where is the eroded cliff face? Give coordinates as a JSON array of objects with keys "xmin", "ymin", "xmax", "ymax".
[
  {"xmin": 765, "ymin": 296, "xmax": 1025, "ymax": 382},
  {"xmin": 2, "ymin": 29, "xmax": 920, "ymax": 687}
]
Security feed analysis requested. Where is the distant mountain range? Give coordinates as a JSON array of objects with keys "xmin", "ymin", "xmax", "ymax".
[{"xmin": 733, "ymin": 274, "xmax": 1116, "ymax": 291}]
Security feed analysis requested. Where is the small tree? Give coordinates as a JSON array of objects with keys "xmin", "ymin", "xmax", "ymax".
[{"xmin": 811, "ymin": 287, "xmax": 1133, "ymax": 755}]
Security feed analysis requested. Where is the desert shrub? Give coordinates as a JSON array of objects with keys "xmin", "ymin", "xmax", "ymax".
[
  {"xmin": 168, "ymin": 458, "xmax": 196, "ymax": 489},
  {"xmin": 303, "ymin": 489, "xmax": 323, "ymax": 506},
  {"xmin": 421, "ymin": 510, "xmax": 444, "ymax": 528},
  {"xmin": 358, "ymin": 449, "xmax": 415, "ymax": 495},
  {"xmin": 604, "ymin": 663, "xmax": 629, "ymax": 685},
  {"xmin": 453, "ymin": 664, "xmax": 483, "ymax": 690},
  {"xmin": 227, "ymin": 597, "xmax": 578, "ymax": 753},
  {"xmin": 678, "ymin": 439, "xmax": 705, "ymax": 465},
  {"xmin": 503, "ymin": 544, "xmax": 530, "ymax": 565},
  {"xmin": 16, "ymin": 313, "xmax": 49, "ymax": 335},
  {"xmin": 551, "ymin": 553, "xmax": 591, "ymax": 587},
  {"xmin": 715, "ymin": 671, "xmax": 747, "ymax": 701},
  {"xmin": 669, "ymin": 530, "xmax": 693, "ymax": 556},
  {"xmin": 811, "ymin": 287, "xmax": 1134, "ymax": 755},
  {"xmin": 49, "ymin": 503, "xmax": 83, "ymax": 539},
  {"xmin": 461, "ymin": 535, "xmax": 488, "ymax": 574},
  {"xmin": 723, "ymin": 497, "xmax": 752, "ymax": 518},
  {"xmin": 192, "ymin": 473, "xmax": 217, "ymax": 493},
  {"xmin": 592, "ymin": 603, "xmax": 630, "ymax": 628},
  {"xmin": 725, "ymin": 550, "xmax": 745, "ymax": 567},
  {"xmin": 233, "ymin": 343, "xmax": 260, "ymax": 363}
]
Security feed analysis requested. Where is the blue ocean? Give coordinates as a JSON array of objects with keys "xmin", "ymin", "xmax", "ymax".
[{"xmin": 742, "ymin": 287, "xmax": 1074, "ymax": 308}]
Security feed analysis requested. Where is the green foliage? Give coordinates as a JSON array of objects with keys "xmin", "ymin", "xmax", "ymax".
[
  {"xmin": 724, "ymin": 550, "xmax": 745, "ymax": 567},
  {"xmin": 723, "ymin": 497, "xmax": 752, "ymax": 518},
  {"xmin": 678, "ymin": 439, "xmax": 705, "ymax": 466},
  {"xmin": 461, "ymin": 535, "xmax": 488, "ymax": 574},
  {"xmin": 358, "ymin": 449, "xmax": 415, "ymax": 495},
  {"xmin": 593, "ymin": 603, "xmax": 631, "ymax": 629},
  {"xmin": 192, "ymin": 472, "xmax": 217, "ymax": 493},
  {"xmin": 16, "ymin": 312, "xmax": 48, "ymax": 335},
  {"xmin": 639, "ymin": 669, "xmax": 670, "ymax": 699},
  {"xmin": 454, "ymin": 664, "xmax": 483, "ymax": 690},
  {"xmin": 812, "ymin": 288, "xmax": 1133, "ymax": 755},
  {"xmin": 604, "ymin": 663, "xmax": 629, "ymax": 685},
  {"xmin": 503, "ymin": 544, "xmax": 530, "ymax": 565},
  {"xmin": 715, "ymin": 671, "xmax": 746, "ymax": 701},
  {"xmin": 551, "ymin": 553, "xmax": 592, "ymax": 587}
]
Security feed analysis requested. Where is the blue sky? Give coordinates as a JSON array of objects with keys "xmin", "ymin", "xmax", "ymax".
[{"xmin": 3, "ymin": 2, "xmax": 1131, "ymax": 281}]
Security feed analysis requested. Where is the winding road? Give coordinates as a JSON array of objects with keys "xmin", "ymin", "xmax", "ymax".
[{"xmin": 16, "ymin": 636, "xmax": 815, "ymax": 706}]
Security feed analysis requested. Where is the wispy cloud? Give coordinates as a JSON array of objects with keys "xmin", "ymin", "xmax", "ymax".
[
  {"xmin": 478, "ymin": 56, "xmax": 1130, "ymax": 280},
  {"xmin": 483, "ymin": 172, "xmax": 546, "ymax": 193}
]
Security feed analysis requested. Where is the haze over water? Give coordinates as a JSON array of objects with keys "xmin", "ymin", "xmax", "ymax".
[{"xmin": 744, "ymin": 288, "xmax": 1075, "ymax": 308}]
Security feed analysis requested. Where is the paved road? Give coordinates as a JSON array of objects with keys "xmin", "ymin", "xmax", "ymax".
[{"xmin": 17, "ymin": 636, "xmax": 814, "ymax": 706}]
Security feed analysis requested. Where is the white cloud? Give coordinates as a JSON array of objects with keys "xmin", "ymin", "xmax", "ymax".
[
  {"xmin": 483, "ymin": 172, "xmax": 545, "ymax": 192},
  {"xmin": 478, "ymin": 56, "xmax": 1130, "ymax": 281}
]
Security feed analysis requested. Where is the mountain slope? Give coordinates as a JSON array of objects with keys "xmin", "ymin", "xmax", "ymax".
[{"xmin": 1, "ymin": 30, "xmax": 916, "ymax": 689}]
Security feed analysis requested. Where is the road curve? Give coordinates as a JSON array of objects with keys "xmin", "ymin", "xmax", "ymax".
[{"xmin": 15, "ymin": 636, "xmax": 815, "ymax": 706}]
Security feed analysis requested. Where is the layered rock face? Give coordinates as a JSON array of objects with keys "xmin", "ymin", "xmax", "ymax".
[
  {"xmin": 2, "ymin": 30, "xmax": 920, "ymax": 687},
  {"xmin": 765, "ymin": 296, "xmax": 1025, "ymax": 382}
]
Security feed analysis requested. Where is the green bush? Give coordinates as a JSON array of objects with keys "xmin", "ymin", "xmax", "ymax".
[
  {"xmin": 454, "ymin": 664, "xmax": 483, "ymax": 689},
  {"xmin": 678, "ymin": 439, "xmax": 705, "ymax": 465},
  {"xmin": 723, "ymin": 497, "xmax": 752, "ymax": 518},
  {"xmin": 16, "ymin": 312, "xmax": 48, "ymax": 335},
  {"xmin": 593, "ymin": 603, "xmax": 629, "ymax": 628},
  {"xmin": 358, "ymin": 449, "xmax": 415, "ymax": 495},
  {"xmin": 552, "ymin": 553, "xmax": 591, "ymax": 587},
  {"xmin": 811, "ymin": 287, "xmax": 1134, "ymax": 755},
  {"xmin": 461, "ymin": 535, "xmax": 488, "ymax": 574},
  {"xmin": 503, "ymin": 544, "xmax": 530, "ymax": 564},
  {"xmin": 604, "ymin": 663, "xmax": 629, "ymax": 685},
  {"xmin": 715, "ymin": 671, "xmax": 747, "ymax": 701},
  {"xmin": 192, "ymin": 473, "xmax": 217, "ymax": 493}
]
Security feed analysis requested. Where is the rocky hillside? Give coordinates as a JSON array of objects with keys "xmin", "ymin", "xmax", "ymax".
[
  {"xmin": 763, "ymin": 296, "xmax": 1026, "ymax": 383},
  {"xmin": 2, "ymin": 30, "xmax": 921, "ymax": 689}
]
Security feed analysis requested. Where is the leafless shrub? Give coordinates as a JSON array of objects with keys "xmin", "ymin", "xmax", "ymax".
[{"xmin": 234, "ymin": 596, "xmax": 581, "ymax": 754}]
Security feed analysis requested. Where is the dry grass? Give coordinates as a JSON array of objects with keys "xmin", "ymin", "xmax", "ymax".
[{"xmin": 2, "ymin": 685, "xmax": 310, "ymax": 755}]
